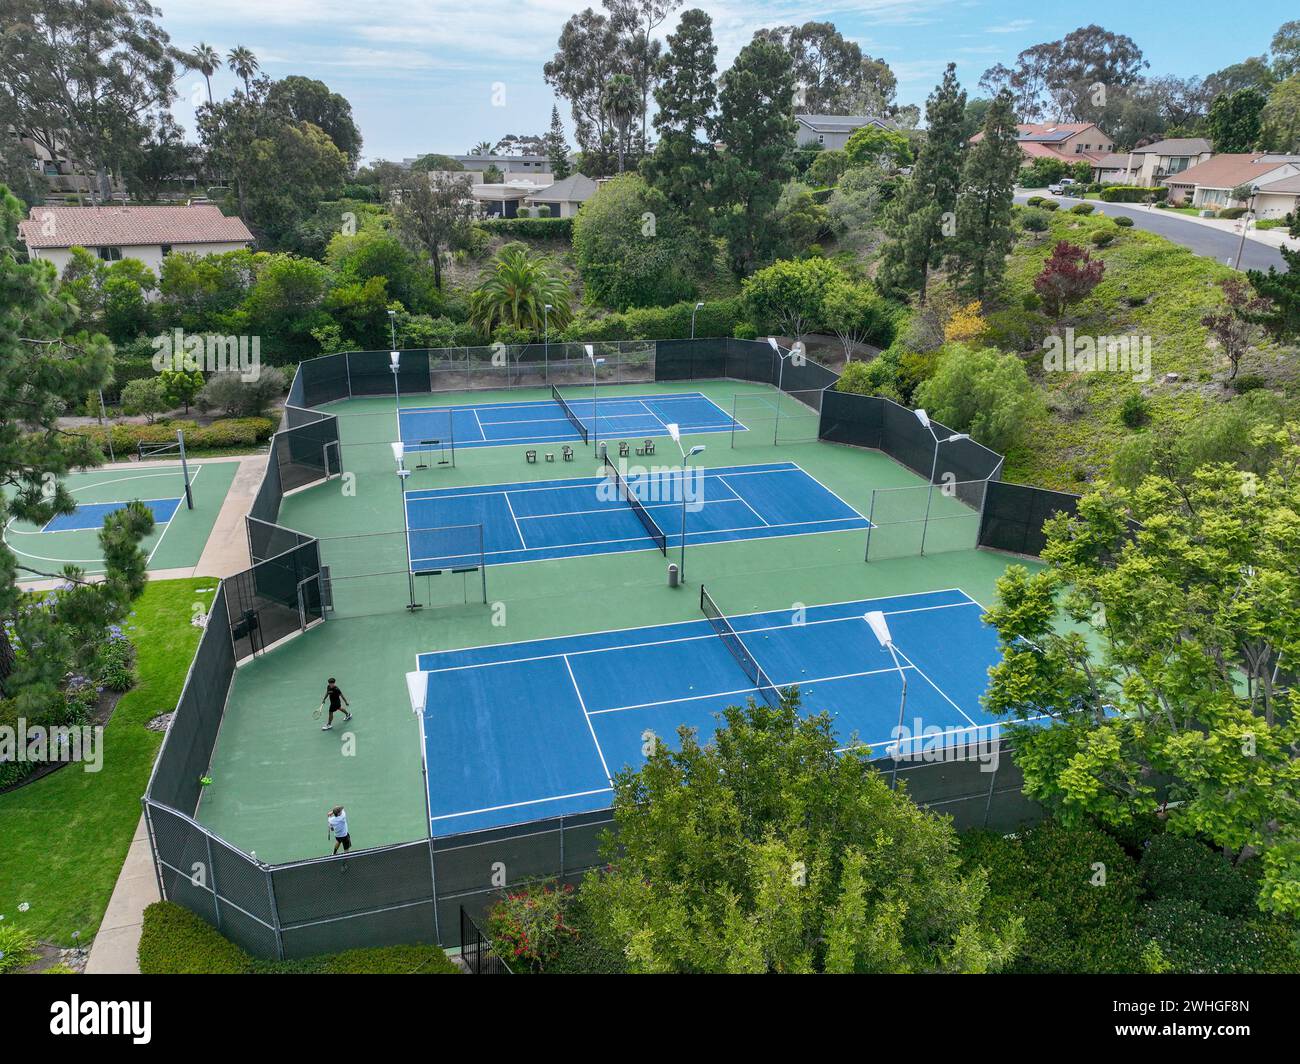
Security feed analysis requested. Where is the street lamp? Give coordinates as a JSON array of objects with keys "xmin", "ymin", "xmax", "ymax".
[
  {"xmin": 1233, "ymin": 184, "xmax": 1261, "ymax": 272},
  {"xmin": 543, "ymin": 303, "xmax": 553, "ymax": 381},
  {"xmin": 913, "ymin": 408, "xmax": 969, "ymax": 555},
  {"xmin": 586, "ymin": 344, "xmax": 605, "ymax": 454},
  {"xmin": 690, "ymin": 301, "xmax": 704, "ymax": 339},
  {"xmin": 666, "ymin": 423, "xmax": 705, "ymax": 581},
  {"xmin": 864, "ymin": 610, "xmax": 908, "ymax": 788}
]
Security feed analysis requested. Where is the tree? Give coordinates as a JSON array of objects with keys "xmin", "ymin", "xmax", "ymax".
[
  {"xmin": 266, "ymin": 75, "xmax": 363, "ymax": 162},
  {"xmin": 913, "ymin": 343, "xmax": 1037, "ymax": 453},
  {"xmin": 1261, "ymin": 75, "xmax": 1300, "ymax": 152},
  {"xmin": 470, "ymin": 140, "xmax": 492, "ymax": 156},
  {"xmin": 1206, "ymin": 57, "xmax": 1276, "ymax": 99},
  {"xmin": 159, "ymin": 366, "xmax": 206, "ymax": 413},
  {"xmin": 983, "ymin": 433, "xmax": 1300, "ymax": 917},
  {"xmin": 710, "ymin": 39, "xmax": 798, "ymax": 276},
  {"xmin": 579, "ymin": 695, "xmax": 1023, "ymax": 973},
  {"xmin": 391, "ymin": 171, "xmax": 475, "ymax": 291},
  {"xmin": 0, "ymin": 184, "xmax": 149, "ymax": 702},
  {"xmin": 1207, "ymin": 89, "xmax": 1266, "ymax": 152},
  {"xmin": 951, "ymin": 91, "xmax": 1022, "ymax": 301},
  {"xmin": 1271, "ymin": 19, "xmax": 1300, "ymax": 80},
  {"xmin": 641, "ymin": 8, "xmax": 717, "ymax": 226},
  {"xmin": 755, "ymin": 22, "xmax": 896, "ymax": 115},
  {"xmin": 603, "ymin": 0, "xmax": 683, "ymax": 153},
  {"xmin": 1247, "ymin": 245, "xmax": 1300, "ymax": 341},
  {"xmin": 120, "ymin": 377, "xmax": 168, "ymax": 422},
  {"xmin": 183, "ymin": 42, "xmax": 222, "ymax": 105},
  {"xmin": 842, "ymin": 126, "xmax": 912, "ymax": 171},
  {"xmin": 544, "ymin": 10, "xmax": 628, "ymax": 177},
  {"xmin": 877, "ymin": 64, "xmax": 966, "ymax": 301},
  {"xmin": 1034, "ymin": 241, "xmax": 1105, "ymax": 319},
  {"xmin": 806, "ymin": 150, "xmax": 849, "ymax": 187},
  {"xmin": 742, "ymin": 257, "xmax": 841, "ymax": 345},
  {"xmin": 571, "ymin": 174, "xmax": 707, "ymax": 309},
  {"xmin": 198, "ymin": 368, "xmax": 285, "ymax": 418},
  {"xmin": 244, "ymin": 121, "xmax": 349, "ymax": 244},
  {"xmin": 468, "ymin": 243, "xmax": 572, "ymax": 335},
  {"xmin": 123, "ymin": 113, "xmax": 195, "ymax": 202},
  {"xmin": 545, "ymin": 106, "xmax": 572, "ymax": 180},
  {"xmin": 822, "ymin": 277, "xmax": 885, "ymax": 361},
  {"xmin": 1200, "ymin": 276, "xmax": 1271, "ymax": 379},
  {"xmin": 227, "ymin": 46, "xmax": 260, "ymax": 93},
  {"xmin": 602, "ymin": 73, "xmax": 640, "ymax": 173},
  {"xmin": 0, "ymin": 0, "xmax": 178, "ymax": 202}
]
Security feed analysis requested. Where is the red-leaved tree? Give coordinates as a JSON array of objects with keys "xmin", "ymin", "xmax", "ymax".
[
  {"xmin": 1200, "ymin": 276, "xmax": 1271, "ymax": 380},
  {"xmin": 1034, "ymin": 241, "xmax": 1105, "ymax": 319}
]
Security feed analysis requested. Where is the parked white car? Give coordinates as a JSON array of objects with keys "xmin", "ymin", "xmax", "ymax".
[{"xmin": 1047, "ymin": 178, "xmax": 1077, "ymax": 195}]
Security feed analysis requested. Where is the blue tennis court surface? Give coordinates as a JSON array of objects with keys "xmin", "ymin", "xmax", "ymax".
[
  {"xmin": 399, "ymin": 391, "xmax": 739, "ymax": 449},
  {"xmin": 415, "ymin": 588, "xmax": 1011, "ymax": 835},
  {"xmin": 41, "ymin": 497, "xmax": 182, "ymax": 532},
  {"xmin": 403, "ymin": 461, "xmax": 867, "ymax": 569}
]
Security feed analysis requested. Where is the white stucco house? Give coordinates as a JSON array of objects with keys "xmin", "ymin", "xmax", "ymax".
[
  {"xmin": 1162, "ymin": 153, "xmax": 1300, "ymax": 213},
  {"xmin": 523, "ymin": 174, "xmax": 598, "ymax": 219},
  {"xmin": 17, "ymin": 204, "xmax": 254, "ymax": 274}
]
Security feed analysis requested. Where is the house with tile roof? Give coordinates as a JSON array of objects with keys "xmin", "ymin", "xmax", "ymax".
[
  {"xmin": 17, "ymin": 204, "xmax": 254, "ymax": 275},
  {"xmin": 972, "ymin": 122, "xmax": 1113, "ymax": 169},
  {"xmin": 1161, "ymin": 153, "xmax": 1300, "ymax": 213}
]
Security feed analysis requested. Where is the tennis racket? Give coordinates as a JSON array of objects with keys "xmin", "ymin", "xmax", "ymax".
[{"xmin": 313, "ymin": 700, "xmax": 324, "ymax": 720}]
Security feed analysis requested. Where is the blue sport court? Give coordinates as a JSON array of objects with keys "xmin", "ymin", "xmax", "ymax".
[
  {"xmin": 402, "ymin": 461, "xmax": 867, "ymax": 569},
  {"xmin": 398, "ymin": 391, "xmax": 740, "ymax": 450},
  {"xmin": 40, "ymin": 497, "xmax": 182, "ymax": 532},
  {"xmin": 413, "ymin": 588, "xmax": 1013, "ymax": 835}
]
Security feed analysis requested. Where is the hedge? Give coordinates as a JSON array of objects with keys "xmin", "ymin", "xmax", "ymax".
[
  {"xmin": 74, "ymin": 417, "xmax": 276, "ymax": 456},
  {"xmin": 558, "ymin": 297, "xmax": 748, "ymax": 343},
  {"xmin": 138, "ymin": 902, "xmax": 460, "ymax": 974},
  {"xmin": 1100, "ymin": 185, "xmax": 1168, "ymax": 203},
  {"xmin": 478, "ymin": 216, "xmax": 574, "ymax": 241}
]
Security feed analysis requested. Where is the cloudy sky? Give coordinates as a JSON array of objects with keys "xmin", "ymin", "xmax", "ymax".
[{"xmin": 156, "ymin": 0, "xmax": 1294, "ymax": 162}]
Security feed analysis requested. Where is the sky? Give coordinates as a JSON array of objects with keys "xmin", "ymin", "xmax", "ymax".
[{"xmin": 155, "ymin": 0, "xmax": 1296, "ymax": 163}]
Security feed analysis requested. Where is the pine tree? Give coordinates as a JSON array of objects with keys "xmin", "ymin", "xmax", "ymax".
[
  {"xmin": 546, "ymin": 105, "xmax": 572, "ymax": 180},
  {"xmin": 877, "ymin": 63, "xmax": 967, "ymax": 302},
  {"xmin": 642, "ymin": 8, "xmax": 717, "ymax": 225},
  {"xmin": 1248, "ymin": 245, "xmax": 1300, "ymax": 341},
  {"xmin": 951, "ymin": 90, "xmax": 1021, "ymax": 301},
  {"xmin": 711, "ymin": 39, "xmax": 797, "ymax": 276}
]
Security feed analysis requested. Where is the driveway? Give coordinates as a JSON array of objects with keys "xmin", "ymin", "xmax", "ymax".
[{"xmin": 1014, "ymin": 192, "xmax": 1290, "ymax": 273}]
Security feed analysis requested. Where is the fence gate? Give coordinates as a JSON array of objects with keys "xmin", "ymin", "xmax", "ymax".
[
  {"xmin": 297, "ymin": 573, "xmax": 325, "ymax": 630},
  {"xmin": 323, "ymin": 440, "xmax": 343, "ymax": 478}
]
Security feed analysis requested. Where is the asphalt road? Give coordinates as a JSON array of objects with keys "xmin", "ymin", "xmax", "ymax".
[{"xmin": 1014, "ymin": 193, "xmax": 1289, "ymax": 273}]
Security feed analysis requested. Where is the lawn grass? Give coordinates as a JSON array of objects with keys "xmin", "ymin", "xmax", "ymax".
[
  {"xmin": 0, "ymin": 577, "xmax": 216, "ymax": 946},
  {"xmin": 997, "ymin": 211, "xmax": 1297, "ymax": 490}
]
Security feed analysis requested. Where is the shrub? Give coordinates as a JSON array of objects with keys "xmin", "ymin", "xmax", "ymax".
[
  {"xmin": 913, "ymin": 343, "xmax": 1039, "ymax": 453},
  {"xmin": 1034, "ymin": 241, "xmax": 1104, "ymax": 318},
  {"xmin": 1019, "ymin": 208, "xmax": 1051, "ymax": 234},
  {"xmin": 1113, "ymin": 216, "xmax": 1134, "ymax": 227},
  {"xmin": 1231, "ymin": 374, "xmax": 1268, "ymax": 394},
  {"xmin": 1138, "ymin": 834, "xmax": 1257, "ymax": 916},
  {"xmin": 1025, "ymin": 195, "xmax": 1045, "ymax": 207},
  {"xmin": 120, "ymin": 377, "xmax": 169, "ymax": 422},
  {"xmin": 306, "ymin": 944, "xmax": 459, "ymax": 974},
  {"xmin": 1099, "ymin": 185, "xmax": 1167, "ymax": 203},
  {"xmin": 732, "ymin": 321, "xmax": 757, "ymax": 340},
  {"xmin": 1218, "ymin": 206, "xmax": 1247, "ymax": 219},
  {"xmin": 1069, "ymin": 202, "xmax": 1095, "ymax": 215},
  {"xmin": 75, "ymin": 417, "xmax": 276, "ymax": 457},
  {"xmin": 1089, "ymin": 229, "xmax": 1116, "ymax": 247},
  {"xmin": 477, "ymin": 216, "xmax": 573, "ymax": 241},
  {"xmin": 0, "ymin": 924, "xmax": 39, "ymax": 973},
  {"xmin": 836, "ymin": 352, "xmax": 902, "ymax": 401},
  {"xmin": 1039, "ymin": 199, "xmax": 1060, "ymax": 211},
  {"xmin": 486, "ymin": 882, "xmax": 579, "ymax": 972},
  {"xmin": 1139, "ymin": 897, "xmax": 1300, "ymax": 974},
  {"xmin": 1119, "ymin": 391, "xmax": 1149, "ymax": 428},
  {"xmin": 198, "ymin": 368, "xmax": 286, "ymax": 418}
]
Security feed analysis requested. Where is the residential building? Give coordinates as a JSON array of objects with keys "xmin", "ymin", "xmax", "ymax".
[
  {"xmin": 6, "ymin": 128, "xmax": 126, "ymax": 198},
  {"xmin": 453, "ymin": 154, "xmax": 552, "ymax": 176},
  {"xmin": 1252, "ymin": 174, "xmax": 1300, "ymax": 219},
  {"xmin": 975, "ymin": 122, "xmax": 1114, "ymax": 169},
  {"xmin": 17, "ymin": 204, "xmax": 254, "ymax": 274},
  {"xmin": 1088, "ymin": 138, "xmax": 1214, "ymax": 186},
  {"xmin": 522, "ymin": 174, "xmax": 597, "ymax": 219},
  {"xmin": 795, "ymin": 115, "xmax": 897, "ymax": 151},
  {"xmin": 1162, "ymin": 153, "xmax": 1300, "ymax": 212}
]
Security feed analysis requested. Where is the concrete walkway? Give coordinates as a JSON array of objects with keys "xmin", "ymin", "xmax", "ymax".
[{"xmin": 82, "ymin": 452, "xmax": 265, "ymax": 974}]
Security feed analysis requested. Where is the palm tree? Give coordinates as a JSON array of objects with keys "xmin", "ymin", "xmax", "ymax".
[
  {"xmin": 185, "ymin": 42, "xmax": 222, "ymax": 104},
  {"xmin": 227, "ymin": 46, "xmax": 259, "ymax": 93},
  {"xmin": 471, "ymin": 140, "xmax": 493, "ymax": 156},
  {"xmin": 602, "ymin": 74, "xmax": 639, "ymax": 174},
  {"xmin": 469, "ymin": 243, "xmax": 572, "ymax": 335}
]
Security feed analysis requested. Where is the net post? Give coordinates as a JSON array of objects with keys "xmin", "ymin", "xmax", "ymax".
[
  {"xmin": 864, "ymin": 489, "xmax": 877, "ymax": 562},
  {"xmin": 178, "ymin": 429, "xmax": 194, "ymax": 509}
]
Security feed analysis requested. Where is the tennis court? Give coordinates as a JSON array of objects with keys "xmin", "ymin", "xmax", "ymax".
[
  {"xmin": 4, "ymin": 461, "xmax": 240, "ymax": 574},
  {"xmin": 411, "ymin": 587, "xmax": 1007, "ymax": 835},
  {"xmin": 398, "ymin": 390, "xmax": 740, "ymax": 449},
  {"xmin": 403, "ymin": 460, "xmax": 868, "ymax": 569}
]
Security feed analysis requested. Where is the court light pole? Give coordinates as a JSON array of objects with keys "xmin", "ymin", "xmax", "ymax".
[
  {"xmin": 865, "ymin": 610, "xmax": 907, "ymax": 789},
  {"xmin": 666, "ymin": 423, "xmax": 705, "ymax": 582},
  {"xmin": 913, "ymin": 408, "xmax": 969, "ymax": 556},
  {"xmin": 390, "ymin": 350, "xmax": 402, "ymax": 439},
  {"xmin": 387, "ymin": 308, "xmax": 397, "ymax": 350},
  {"xmin": 767, "ymin": 336, "xmax": 799, "ymax": 445},
  {"xmin": 691, "ymin": 301, "xmax": 704, "ymax": 339},
  {"xmin": 586, "ymin": 344, "xmax": 604, "ymax": 455},
  {"xmin": 392, "ymin": 442, "xmax": 418, "ymax": 610},
  {"xmin": 544, "ymin": 303, "xmax": 552, "ymax": 382}
]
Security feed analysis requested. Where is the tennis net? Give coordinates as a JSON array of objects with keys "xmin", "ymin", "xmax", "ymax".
[
  {"xmin": 603, "ymin": 453, "xmax": 667, "ymax": 555},
  {"xmin": 552, "ymin": 385, "xmax": 589, "ymax": 445},
  {"xmin": 699, "ymin": 585, "xmax": 780, "ymax": 709}
]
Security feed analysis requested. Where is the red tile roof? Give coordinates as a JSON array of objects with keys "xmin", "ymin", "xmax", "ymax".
[{"xmin": 18, "ymin": 205, "xmax": 254, "ymax": 250}]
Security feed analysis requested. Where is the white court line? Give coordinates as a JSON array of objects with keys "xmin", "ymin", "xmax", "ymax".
[
  {"xmin": 405, "ymin": 391, "xmax": 715, "ymax": 419},
  {"xmin": 715, "ymin": 476, "xmax": 767, "ymax": 526},
  {"xmin": 145, "ymin": 464, "xmax": 205, "ymax": 567},
  {"xmin": 500, "ymin": 491, "xmax": 528, "ymax": 549},
  {"xmin": 563, "ymin": 654, "xmax": 613, "ymax": 783},
  {"xmin": 587, "ymin": 663, "xmax": 917, "ymax": 716},
  {"xmin": 892, "ymin": 644, "xmax": 981, "ymax": 729},
  {"xmin": 423, "ymin": 597, "xmax": 980, "ymax": 676},
  {"xmin": 430, "ymin": 786, "xmax": 614, "ymax": 824}
]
